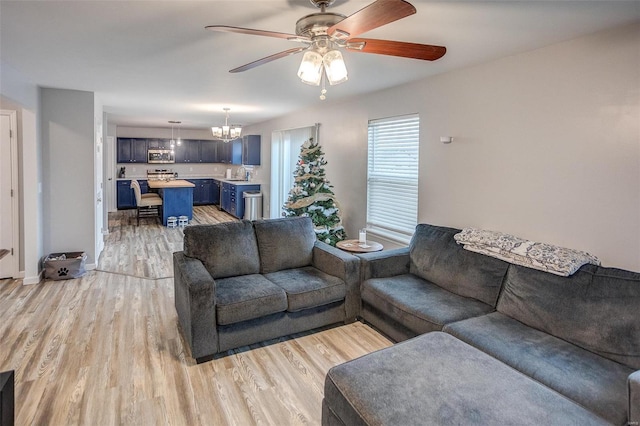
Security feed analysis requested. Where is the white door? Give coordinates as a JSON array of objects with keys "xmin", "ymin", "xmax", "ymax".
[
  {"xmin": 0, "ymin": 111, "xmax": 18, "ymax": 279},
  {"xmin": 95, "ymin": 126, "xmax": 104, "ymax": 260},
  {"xmin": 270, "ymin": 125, "xmax": 315, "ymax": 218},
  {"xmin": 105, "ymin": 136, "xmax": 116, "ymax": 212}
]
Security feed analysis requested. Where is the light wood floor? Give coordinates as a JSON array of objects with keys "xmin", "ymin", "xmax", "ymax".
[
  {"xmin": 99, "ymin": 206, "xmax": 239, "ymax": 279},
  {"xmin": 0, "ymin": 206, "xmax": 393, "ymax": 425}
]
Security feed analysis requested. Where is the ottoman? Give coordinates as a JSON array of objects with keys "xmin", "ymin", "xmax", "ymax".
[{"xmin": 322, "ymin": 332, "xmax": 609, "ymax": 425}]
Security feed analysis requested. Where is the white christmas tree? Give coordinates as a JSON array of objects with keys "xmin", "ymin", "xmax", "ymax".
[{"xmin": 283, "ymin": 138, "xmax": 347, "ymax": 246}]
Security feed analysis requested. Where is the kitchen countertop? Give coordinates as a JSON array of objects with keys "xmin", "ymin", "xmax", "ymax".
[
  {"xmin": 147, "ymin": 179, "xmax": 195, "ymax": 189},
  {"xmin": 116, "ymin": 176, "xmax": 261, "ymax": 185}
]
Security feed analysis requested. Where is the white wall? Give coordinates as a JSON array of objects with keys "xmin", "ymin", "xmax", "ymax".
[
  {"xmin": 245, "ymin": 23, "xmax": 640, "ymax": 272},
  {"xmin": 41, "ymin": 88, "xmax": 97, "ymax": 265}
]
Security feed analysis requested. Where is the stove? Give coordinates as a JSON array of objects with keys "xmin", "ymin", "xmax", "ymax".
[{"xmin": 147, "ymin": 169, "xmax": 176, "ymax": 181}]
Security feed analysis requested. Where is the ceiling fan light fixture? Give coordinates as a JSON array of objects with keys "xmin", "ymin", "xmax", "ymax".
[
  {"xmin": 323, "ymin": 49, "xmax": 348, "ymax": 85},
  {"xmin": 298, "ymin": 50, "xmax": 323, "ymax": 86}
]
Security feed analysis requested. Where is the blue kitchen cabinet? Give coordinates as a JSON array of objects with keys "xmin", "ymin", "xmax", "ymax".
[
  {"xmin": 218, "ymin": 140, "xmax": 242, "ymax": 164},
  {"xmin": 117, "ymin": 138, "xmax": 148, "ymax": 163},
  {"xmin": 188, "ymin": 179, "xmax": 218, "ymax": 205},
  {"xmin": 117, "ymin": 180, "xmax": 135, "ymax": 209},
  {"xmin": 221, "ymin": 182, "xmax": 232, "ymax": 212},
  {"xmin": 242, "ymin": 135, "xmax": 261, "ymax": 165},
  {"xmin": 221, "ymin": 183, "xmax": 260, "ymax": 218},
  {"xmin": 200, "ymin": 141, "xmax": 217, "ymax": 163},
  {"xmin": 117, "ymin": 179, "xmax": 150, "ymax": 209}
]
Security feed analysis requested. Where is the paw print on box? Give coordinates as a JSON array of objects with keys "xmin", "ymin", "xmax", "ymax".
[{"xmin": 58, "ymin": 267, "xmax": 69, "ymax": 277}]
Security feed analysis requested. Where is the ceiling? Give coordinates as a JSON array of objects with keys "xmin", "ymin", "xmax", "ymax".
[{"xmin": 2, "ymin": 1, "xmax": 639, "ymax": 130}]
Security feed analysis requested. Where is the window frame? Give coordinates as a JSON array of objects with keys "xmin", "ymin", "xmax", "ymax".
[{"xmin": 366, "ymin": 113, "xmax": 420, "ymax": 244}]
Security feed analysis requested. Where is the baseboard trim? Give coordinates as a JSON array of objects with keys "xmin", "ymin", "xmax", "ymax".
[{"xmin": 23, "ymin": 270, "xmax": 43, "ymax": 285}]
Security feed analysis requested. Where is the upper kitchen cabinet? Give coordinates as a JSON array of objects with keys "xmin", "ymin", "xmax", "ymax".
[
  {"xmin": 117, "ymin": 138, "xmax": 148, "ymax": 163},
  {"xmin": 217, "ymin": 140, "xmax": 242, "ymax": 165},
  {"xmin": 176, "ymin": 140, "xmax": 217, "ymax": 163},
  {"xmin": 200, "ymin": 140, "xmax": 217, "ymax": 163},
  {"xmin": 242, "ymin": 135, "xmax": 261, "ymax": 165},
  {"xmin": 147, "ymin": 139, "xmax": 173, "ymax": 150}
]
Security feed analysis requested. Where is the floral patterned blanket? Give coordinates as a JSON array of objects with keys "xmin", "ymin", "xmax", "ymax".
[{"xmin": 453, "ymin": 228, "xmax": 600, "ymax": 276}]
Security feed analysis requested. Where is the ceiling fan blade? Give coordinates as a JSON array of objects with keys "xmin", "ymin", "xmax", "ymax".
[
  {"xmin": 206, "ymin": 25, "xmax": 306, "ymax": 42},
  {"xmin": 347, "ymin": 38, "xmax": 446, "ymax": 61},
  {"xmin": 230, "ymin": 47, "xmax": 307, "ymax": 73},
  {"xmin": 328, "ymin": 0, "xmax": 416, "ymax": 40}
]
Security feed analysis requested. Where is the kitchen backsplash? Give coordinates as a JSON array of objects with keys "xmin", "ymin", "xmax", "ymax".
[{"xmin": 116, "ymin": 162, "xmax": 262, "ymax": 181}]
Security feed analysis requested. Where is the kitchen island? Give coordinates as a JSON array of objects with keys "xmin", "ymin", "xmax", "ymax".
[{"xmin": 148, "ymin": 179, "xmax": 195, "ymax": 226}]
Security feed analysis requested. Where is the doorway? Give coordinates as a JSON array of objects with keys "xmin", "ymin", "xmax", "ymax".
[
  {"xmin": 270, "ymin": 124, "xmax": 317, "ymax": 219},
  {"xmin": 0, "ymin": 110, "xmax": 19, "ymax": 279}
]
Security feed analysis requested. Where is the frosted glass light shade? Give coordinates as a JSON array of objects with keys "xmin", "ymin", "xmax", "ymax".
[
  {"xmin": 323, "ymin": 50, "xmax": 348, "ymax": 85},
  {"xmin": 211, "ymin": 126, "xmax": 222, "ymax": 138},
  {"xmin": 298, "ymin": 50, "xmax": 323, "ymax": 86}
]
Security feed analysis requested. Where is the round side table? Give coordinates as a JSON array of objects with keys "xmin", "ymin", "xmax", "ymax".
[{"xmin": 336, "ymin": 239, "xmax": 383, "ymax": 253}]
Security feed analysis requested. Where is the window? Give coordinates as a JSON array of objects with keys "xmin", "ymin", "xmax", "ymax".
[{"xmin": 367, "ymin": 114, "xmax": 419, "ymax": 242}]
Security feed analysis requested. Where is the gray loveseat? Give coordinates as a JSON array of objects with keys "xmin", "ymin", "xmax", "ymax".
[
  {"xmin": 173, "ymin": 217, "xmax": 360, "ymax": 362},
  {"xmin": 323, "ymin": 224, "xmax": 640, "ymax": 425}
]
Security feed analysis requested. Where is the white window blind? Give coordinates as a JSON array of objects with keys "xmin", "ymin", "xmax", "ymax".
[{"xmin": 367, "ymin": 114, "xmax": 419, "ymax": 241}]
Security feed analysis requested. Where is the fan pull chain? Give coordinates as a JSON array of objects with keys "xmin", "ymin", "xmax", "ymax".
[{"xmin": 320, "ymin": 71, "xmax": 327, "ymax": 100}]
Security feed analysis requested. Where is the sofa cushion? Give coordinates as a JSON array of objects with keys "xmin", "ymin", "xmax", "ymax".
[
  {"xmin": 323, "ymin": 332, "xmax": 609, "ymax": 426},
  {"xmin": 498, "ymin": 264, "xmax": 640, "ymax": 370},
  {"xmin": 215, "ymin": 274, "xmax": 287, "ymax": 325},
  {"xmin": 409, "ymin": 224, "xmax": 509, "ymax": 306},
  {"xmin": 253, "ymin": 217, "xmax": 316, "ymax": 274},
  {"xmin": 183, "ymin": 221, "xmax": 260, "ymax": 279},
  {"xmin": 265, "ymin": 266, "xmax": 346, "ymax": 312},
  {"xmin": 361, "ymin": 274, "xmax": 494, "ymax": 335},
  {"xmin": 444, "ymin": 312, "xmax": 632, "ymax": 425}
]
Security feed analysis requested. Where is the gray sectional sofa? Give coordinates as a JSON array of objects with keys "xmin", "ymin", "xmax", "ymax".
[
  {"xmin": 323, "ymin": 224, "xmax": 640, "ymax": 426},
  {"xmin": 173, "ymin": 217, "xmax": 360, "ymax": 362}
]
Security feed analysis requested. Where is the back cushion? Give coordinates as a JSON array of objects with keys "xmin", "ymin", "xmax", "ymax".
[
  {"xmin": 498, "ymin": 264, "xmax": 640, "ymax": 369},
  {"xmin": 253, "ymin": 217, "xmax": 316, "ymax": 273},
  {"xmin": 410, "ymin": 224, "xmax": 509, "ymax": 306},
  {"xmin": 183, "ymin": 221, "xmax": 260, "ymax": 279}
]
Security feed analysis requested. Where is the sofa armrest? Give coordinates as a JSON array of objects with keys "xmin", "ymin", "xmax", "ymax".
[
  {"xmin": 173, "ymin": 251, "xmax": 218, "ymax": 360},
  {"xmin": 357, "ymin": 247, "xmax": 410, "ymax": 281},
  {"xmin": 630, "ymin": 370, "xmax": 640, "ymax": 424},
  {"xmin": 313, "ymin": 241, "xmax": 361, "ymax": 321}
]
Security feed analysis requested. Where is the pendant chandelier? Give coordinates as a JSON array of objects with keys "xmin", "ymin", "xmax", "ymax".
[
  {"xmin": 169, "ymin": 120, "xmax": 182, "ymax": 153},
  {"xmin": 211, "ymin": 108, "xmax": 242, "ymax": 143}
]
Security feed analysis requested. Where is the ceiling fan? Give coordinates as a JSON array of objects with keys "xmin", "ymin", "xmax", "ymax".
[{"xmin": 206, "ymin": 0, "xmax": 446, "ymax": 98}]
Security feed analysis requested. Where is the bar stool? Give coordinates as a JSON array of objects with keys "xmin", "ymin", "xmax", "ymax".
[
  {"xmin": 178, "ymin": 215, "xmax": 189, "ymax": 227},
  {"xmin": 167, "ymin": 216, "xmax": 178, "ymax": 228}
]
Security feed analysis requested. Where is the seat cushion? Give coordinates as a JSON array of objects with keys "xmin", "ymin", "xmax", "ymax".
[
  {"xmin": 361, "ymin": 274, "xmax": 494, "ymax": 334},
  {"xmin": 253, "ymin": 217, "xmax": 316, "ymax": 273},
  {"xmin": 265, "ymin": 266, "xmax": 346, "ymax": 312},
  {"xmin": 444, "ymin": 312, "xmax": 633, "ymax": 425},
  {"xmin": 323, "ymin": 332, "xmax": 609, "ymax": 426},
  {"xmin": 215, "ymin": 274, "xmax": 287, "ymax": 325},
  {"xmin": 138, "ymin": 195, "xmax": 162, "ymax": 207},
  {"xmin": 184, "ymin": 221, "xmax": 260, "ymax": 279},
  {"xmin": 409, "ymin": 224, "xmax": 509, "ymax": 306}
]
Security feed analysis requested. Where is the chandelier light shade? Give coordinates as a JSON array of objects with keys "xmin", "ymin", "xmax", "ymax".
[
  {"xmin": 211, "ymin": 108, "xmax": 242, "ymax": 143},
  {"xmin": 323, "ymin": 50, "xmax": 348, "ymax": 86},
  {"xmin": 297, "ymin": 51, "xmax": 323, "ymax": 86}
]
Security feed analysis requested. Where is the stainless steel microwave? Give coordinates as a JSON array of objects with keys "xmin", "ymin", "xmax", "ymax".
[{"xmin": 148, "ymin": 149, "xmax": 175, "ymax": 164}]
